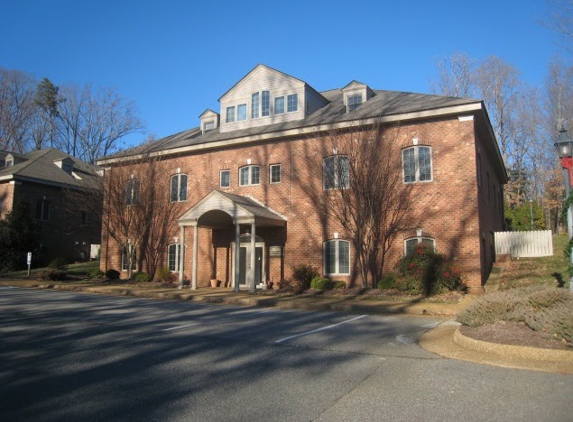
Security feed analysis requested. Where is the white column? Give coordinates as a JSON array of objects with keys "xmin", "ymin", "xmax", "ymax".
[
  {"xmin": 178, "ymin": 226, "xmax": 185, "ymax": 289},
  {"xmin": 191, "ymin": 224, "xmax": 198, "ymax": 290},
  {"xmin": 234, "ymin": 222, "xmax": 240, "ymax": 292},
  {"xmin": 250, "ymin": 222, "xmax": 256, "ymax": 292}
]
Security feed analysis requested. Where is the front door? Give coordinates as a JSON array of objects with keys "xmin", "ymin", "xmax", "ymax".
[{"xmin": 237, "ymin": 244, "xmax": 264, "ymax": 287}]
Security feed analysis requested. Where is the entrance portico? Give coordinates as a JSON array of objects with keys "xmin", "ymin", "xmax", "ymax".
[{"xmin": 177, "ymin": 190, "xmax": 286, "ymax": 292}]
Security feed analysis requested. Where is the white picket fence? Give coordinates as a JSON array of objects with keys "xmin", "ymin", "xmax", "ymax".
[{"xmin": 494, "ymin": 230, "xmax": 553, "ymax": 258}]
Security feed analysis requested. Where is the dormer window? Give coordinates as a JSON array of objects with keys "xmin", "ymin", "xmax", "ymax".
[
  {"xmin": 199, "ymin": 109, "xmax": 220, "ymax": 134},
  {"xmin": 251, "ymin": 91, "xmax": 270, "ymax": 118},
  {"xmin": 275, "ymin": 96, "xmax": 285, "ymax": 114},
  {"xmin": 62, "ymin": 163, "xmax": 73, "ymax": 174},
  {"xmin": 347, "ymin": 94, "xmax": 362, "ymax": 111},
  {"xmin": 287, "ymin": 94, "xmax": 298, "ymax": 112},
  {"xmin": 226, "ymin": 106, "xmax": 236, "ymax": 123},
  {"xmin": 5, "ymin": 158, "xmax": 13, "ymax": 168},
  {"xmin": 204, "ymin": 120, "xmax": 215, "ymax": 132},
  {"xmin": 237, "ymin": 104, "xmax": 247, "ymax": 121}
]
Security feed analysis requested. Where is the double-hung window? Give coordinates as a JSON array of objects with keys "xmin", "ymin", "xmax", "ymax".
[
  {"xmin": 125, "ymin": 179, "xmax": 140, "ymax": 205},
  {"xmin": 274, "ymin": 96, "xmax": 285, "ymax": 114},
  {"xmin": 402, "ymin": 146, "xmax": 432, "ymax": 183},
  {"xmin": 287, "ymin": 94, "xmax": 298, "ymax": 112},
  {"xmin": 270, "ymin": 164, "xmax": 281, "ymax": 184},
  {"xmin": 324, "ymin": 239, "xmax": 350, "ymax": 275},
  {"xmin": 237, "ymin": 104, "xmax": 247, "ymax": 121},
  {"xmin": 168, "ymin": 243, "xmax": 181, "ymax": 272},
  {"xmin": 347, "ymin": 94, "xmax": 362, "ymax": 111},
  {"xmin": 170, "ymin": 174, "xmax": 187, "ymax": 202},
  {"xmin": 239, "ymin": 165, "xmax": 260, "ymax": 186},
  {"xmin": 220, "ymin": 170, "xmax": 230, "ymax": 188},
  {"xmin": 121, "ymin": 244, "xmax": 137, "ymax": 271},
  {"xmin": 36, "ymin": 198, "xmax": 50, "ymax": 221},
  {"xmin": 251, "ymin": 91, "xmax": 270, "ymax": 118},
  {"xmin": 404, "ymin": 237, "xmax": 435, "ymax": 256},
  {"xmin": 226, "ymin": 106, "xmax": 235, "ymax": 123},
  {"xmin": 323, "ymin": 155, "xmax": 349, "ymax": 190}
]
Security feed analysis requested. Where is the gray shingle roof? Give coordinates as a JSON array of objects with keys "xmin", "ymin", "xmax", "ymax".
[
  {"xmin": 101, "ymin": 88, "xmax": 480, "ymax": 161},
  {"xmin": 0, "ymin": 148, "xmax": 101, "ymax": 189}
]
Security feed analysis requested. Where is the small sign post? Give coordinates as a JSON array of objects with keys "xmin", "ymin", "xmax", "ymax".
[{"xmin": 27, "ymin": 252, "xmax": 32, "ymax": 277}]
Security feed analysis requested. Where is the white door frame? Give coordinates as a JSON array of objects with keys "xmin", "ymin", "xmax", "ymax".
[{"xmin": 232, "ymin": 241, "xmax": 265, "ymax": 289}]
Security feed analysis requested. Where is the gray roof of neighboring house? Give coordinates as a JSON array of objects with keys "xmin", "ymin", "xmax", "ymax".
[
  {"xmin": 0, "ymin": 148, "xmax": 101, "ymax": 189},
  {"xmin": 101, "ymin": 87, "xmax": 482, "ymax": 161}
]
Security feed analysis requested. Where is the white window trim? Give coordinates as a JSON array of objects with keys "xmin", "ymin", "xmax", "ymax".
[
  {"xmin": 287, "ymin": 93, "xmax": 298, "ymax": 113},
  {"xmin": 323, "ymin": 239, "xmax": 351, "ymax": 276},
  {"xmin": 121, "ymin": 244, "xmax": 137, "ymax": 272},
  {"xmin": 220, "ymin": 169, "xmax": 230, "ymax": 188},
  {"xmin": 402, "ymin": 146, "xmax": 433, "ymax": 183},
  {"xmin": 239, "ymin": 165, "xmax": 261, "ymax": 186},
  {"xmin": 170, "ymin": 174, "xmax": 187, "ymax": 202},
  {"xmin": 168, "ymin": 243, "xmax": 181, "ymax": 272},
  {"xmin": 226, "ymin": 106, "xmax": 235, "ymax": 123},
  {"xmin": 323, "ymin": 155, "xmax": 349, "ymax": 190},
  {"xmin": 404, "ymin": 237, "xmax": 436, "ymax": 255},
  {"xmin": 269, "ymin": 164, "xmax": 281, "ymax": 184}
]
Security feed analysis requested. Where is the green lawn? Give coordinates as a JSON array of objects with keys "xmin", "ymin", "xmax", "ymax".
[{"xmin": 1, "ymin": 260, "xmax": 100, "ymax": 279}]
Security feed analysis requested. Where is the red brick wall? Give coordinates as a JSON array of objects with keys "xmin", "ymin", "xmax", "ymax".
[{"xmin": 101, "ymin": 115, "xmax": 505, "ymax": 291}]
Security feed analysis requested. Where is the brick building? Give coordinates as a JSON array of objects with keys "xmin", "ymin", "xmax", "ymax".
[
  {"xmin": 97, "ymin": 65, "xmax": 507, "ymax": 293},
  {"xmin": 0, "ymin": 148, "xmax": 102, "ymax": 265}
]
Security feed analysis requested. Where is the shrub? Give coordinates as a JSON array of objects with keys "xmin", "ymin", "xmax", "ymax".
[
  {"xmin": 106, "ymin": 269, "xmax": 120, "ymax": 280},
  {"xmin": 395, "ymin": 244, "xmax": 465, "ymax": 295},
  {"xmin": 37, "ymin": 269, "xmax": 67, "ymax": 281},
  {"xmin": 458, "ymin": 286, "xmax": 573, "ymax": 342},
  {"xmin": 377, "ymin": 274, "xmax": 397, "ymax": 289},
  {"xmin": 332, "ymin": 280, "xmax": 347, "ymax": 289},
  {"xmin": 157, "ymin": 266, "xmax": 176, "ymax": 282},
  {"xmin": 48, "ymin": 258, "xmax": 67, "ymax": 270},
  {"xmin": 291, "ymin": 264, "xmax": 319, "ymax": 291},
  {"xmin": 132, "ymin": 272, "xmax": 152, "ymax": 282},
  {"xmin": 87, "ymin": 268, "xmax": 105, "ymax": 279},
  {"xmin": 310, "ymin": 277, "xmax": 332, "ymax": 290}
]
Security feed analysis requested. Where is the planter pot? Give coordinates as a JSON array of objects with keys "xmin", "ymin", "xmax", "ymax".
[{"xmin": 210, "ymin": 279, "xmax": 219, "ymax": 288}]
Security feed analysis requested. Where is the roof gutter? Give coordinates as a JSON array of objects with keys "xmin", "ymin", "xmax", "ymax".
[{"xmin": 97, "ymin": 102, "xmax": 483, "ymax": 165}]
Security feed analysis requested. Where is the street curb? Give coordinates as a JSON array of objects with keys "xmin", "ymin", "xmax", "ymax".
[
  {"xmin": 453, "ymin": 327, "xmax": 573, "ymax": 363},
  {"xmin": 420, "ymin": 323, "xmax": 573, "ymax": 374}
]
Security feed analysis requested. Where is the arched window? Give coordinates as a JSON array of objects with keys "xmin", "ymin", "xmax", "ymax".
[
  {"xmin": 324, "ymin": 239, "xmax": 350, "ymax": 275},
  {"xmin": 402, "ymin": 146, "xmax": 432, "ymax": 183},
  {"xmin": 404, "ymin": 237, "xmax": 435, "ymax": 256},
  {"xmin": 323, "ymin": 155, "xmax": 349, "ymax": 190},
  {"xmin": 239, "ymin": 165, "xmax": 260, "ymax": 186},
  {"xmin": 125, "ymin": 179, "xmax": 140, "ymax": 205},
  {"xmin": 170, "ymin": 174, "xmax": 188, "ymax": 202}
]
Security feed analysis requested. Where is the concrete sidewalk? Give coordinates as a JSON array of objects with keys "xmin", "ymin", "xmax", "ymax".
[{"xmin": 1, "ymin": 278, "xmax": 572, "ymax": 374}]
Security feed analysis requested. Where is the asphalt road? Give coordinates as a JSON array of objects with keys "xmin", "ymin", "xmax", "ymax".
[{"xmin": 1, "ymin": 287, "xmax": 572, "ymax": 422}]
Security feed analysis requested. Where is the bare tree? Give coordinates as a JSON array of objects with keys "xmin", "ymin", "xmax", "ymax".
[
  {"xmin": 0, "ymin": 68, "xmax": 36, "ymax": 152},
  {"xmin": 430, "ymin": 52, "xmax": 477, "ymax": 98},
  {"xmin": 300, "ymin": 123, "xmax": 419, "ymax": 288},
  {"xmin": 542, "ymin": 0, "xmax": 573, "ymax": 52},
  {"xmin": 96, "ymin": 154, "xmax": 183, "ymax": 279}
]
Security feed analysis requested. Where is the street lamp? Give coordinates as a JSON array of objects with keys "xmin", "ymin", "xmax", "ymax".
[{"xmin": 554, "ymin": 127, "xmax": 573, "ymax": 292}]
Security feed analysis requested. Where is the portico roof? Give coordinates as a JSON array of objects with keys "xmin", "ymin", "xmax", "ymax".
[{"xmin": 177, "ymin": 190, "xmax": 287, "ymax": 228}]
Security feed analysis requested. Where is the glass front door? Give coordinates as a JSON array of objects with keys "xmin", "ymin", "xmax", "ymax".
[{"xmin": 237, "ymin": 244, "xmax": 264, "ymax": 287}]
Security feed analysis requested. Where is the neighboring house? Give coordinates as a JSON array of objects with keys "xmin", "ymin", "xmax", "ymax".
[
  {"xmin": 97, "ymin": 64, "xmax": 507, "ymax": 293},
  {"xmin": 0, "ymin": 148, "xmax": 102, "ymax": 264}
]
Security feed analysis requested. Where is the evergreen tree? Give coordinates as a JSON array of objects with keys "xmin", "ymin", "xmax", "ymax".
[{"xmin": 0, "ymin": 202, "xmax": 40, "ymax": 271}]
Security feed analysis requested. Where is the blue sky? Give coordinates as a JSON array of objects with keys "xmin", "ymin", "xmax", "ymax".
[{"xmin": 0, "ymin": 0, "xmax": 561, "ymax": 147}]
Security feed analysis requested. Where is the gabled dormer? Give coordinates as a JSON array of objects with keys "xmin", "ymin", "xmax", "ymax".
[
  {"xmin": 218, "ymin": 64, "xmax": 329, "ymax": 133},
  {"xmin": 341, "ymin": 81, "xmax": 375, "ymax": 113},
  {"xmin": 54, "ymin": 157, "xmax": 74, "ymax": 175},
  {"xmin": 199, "ymin": 109, "xmax": 220, "ymax": 134},
  {"xmin": 4, "ymin": 153, "xmax": 26, "ymax": 168}
]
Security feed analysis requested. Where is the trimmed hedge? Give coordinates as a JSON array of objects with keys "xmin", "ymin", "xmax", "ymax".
[
  {"xmin": 132, "ymin": 272, "xmax": 152, "ymax": 282},
  {"xmin": 106, "ymin": 269, "xmax": 120, "ymax": 279},
  {"xmin": 310, "ymin": 277, "xmax": 332, "ymax": 290}
]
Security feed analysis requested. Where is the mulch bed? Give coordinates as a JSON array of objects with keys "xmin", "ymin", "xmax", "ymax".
[{"xmin": 460, "ymin": 321, "xmax": 572, "ymax": 351}]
